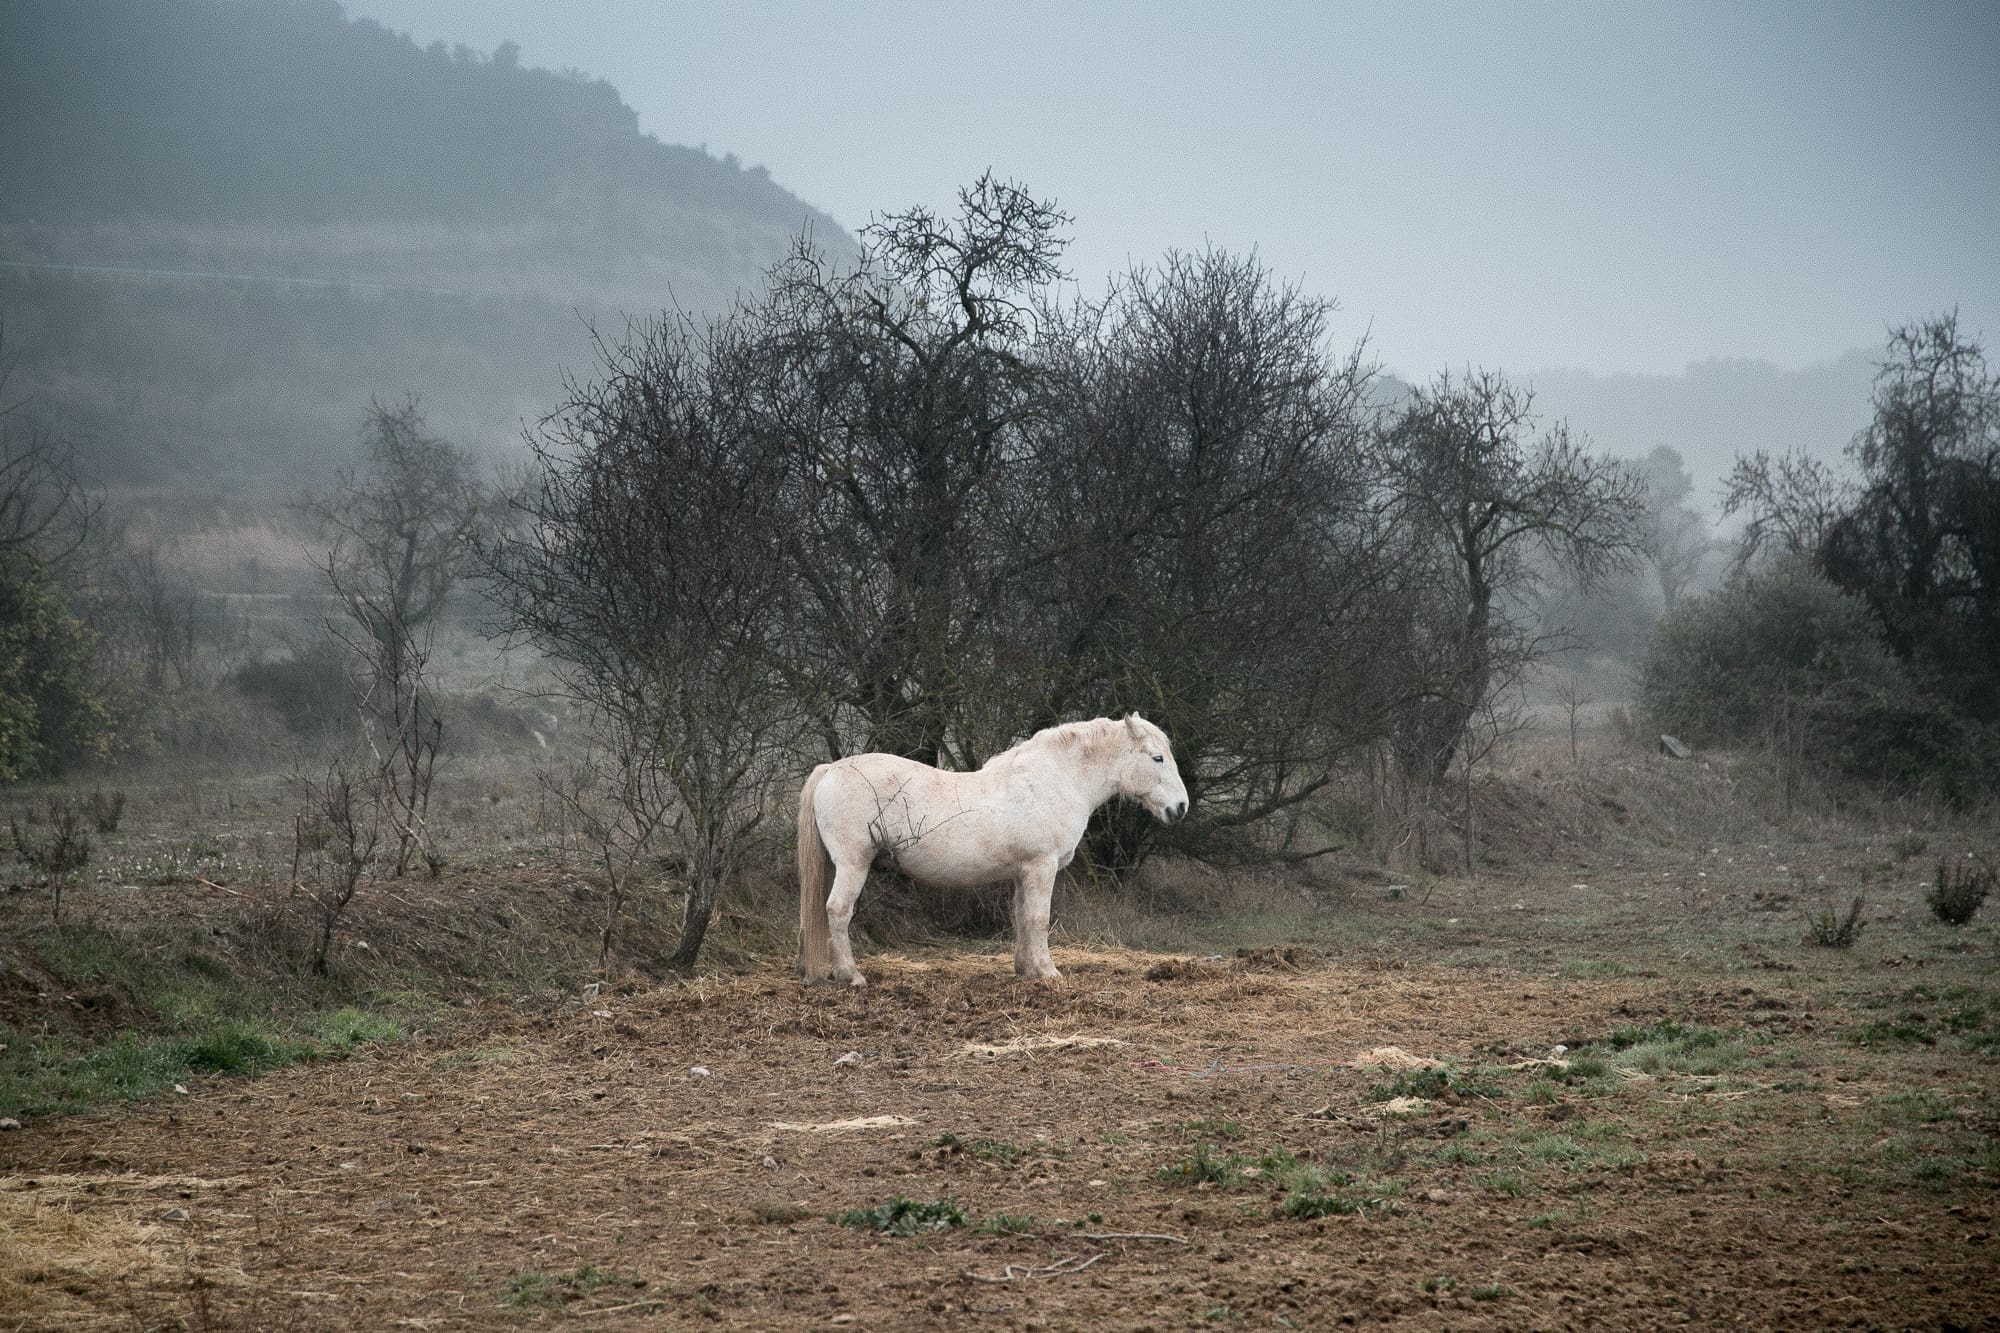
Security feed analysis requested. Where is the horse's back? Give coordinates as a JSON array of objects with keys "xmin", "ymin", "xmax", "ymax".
[{"xmin": 813, "ymin": 752, "xmax": 1023, "ymax": 885}]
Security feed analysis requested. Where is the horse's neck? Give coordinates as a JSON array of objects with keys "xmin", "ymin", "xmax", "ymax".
[{"xmin": 1011, "ymin": 735, "xmax": 1122, "ymax": 814}]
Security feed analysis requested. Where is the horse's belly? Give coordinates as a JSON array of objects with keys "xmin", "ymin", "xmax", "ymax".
[{"xmin": 891, "ymin": 834, "xmax": 1018, "ymax": 889}]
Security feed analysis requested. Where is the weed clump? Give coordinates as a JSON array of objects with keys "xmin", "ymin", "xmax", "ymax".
[
  {"xmin": 1926, "ymin": 858, "xmax": 1992, "ymax": 926},
  {"xmin": 830, "ymin": 1196, "xmax": 967, "ymax": 1235},
  {"xmin": 1804, "ymin": 895, "xmax": 1867, "ymax": 948}
]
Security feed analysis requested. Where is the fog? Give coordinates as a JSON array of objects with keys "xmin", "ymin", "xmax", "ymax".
[{"xmin": 0, "ymin": 0, "xmax": 1993, "ymax": 792}]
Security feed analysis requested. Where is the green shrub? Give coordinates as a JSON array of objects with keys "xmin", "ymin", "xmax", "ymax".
[{"xmin": 0, "ymin": 554, "xmax": 120, "ymax": 780}]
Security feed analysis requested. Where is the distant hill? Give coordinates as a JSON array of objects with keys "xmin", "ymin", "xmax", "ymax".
[
  {"xmin": 0, "ymin": 0, "xmax": 853, "ymax": 491},
  {"xmin": 1522, "ymin": 353, "xmax": 1879, "ymax": 508}
]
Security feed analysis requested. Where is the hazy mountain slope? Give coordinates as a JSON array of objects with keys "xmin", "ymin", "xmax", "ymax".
[
  {"xmin": 1522, "ymin": 353, "xmax": 1879, "ymax": 502},
  {"xmin": 0, "ymin": 0, "xmax": 852, "ymax": 490}
]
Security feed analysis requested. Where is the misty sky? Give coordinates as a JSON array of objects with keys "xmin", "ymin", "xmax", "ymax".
[{"xmin": 345, "ymin": 0, "xmax": 1998, "ymax": 381}]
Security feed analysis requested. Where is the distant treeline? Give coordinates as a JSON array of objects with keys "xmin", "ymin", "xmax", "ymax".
[{"xmin": 1, "ymin": 265, "xmax": 579, "ymax": 487}]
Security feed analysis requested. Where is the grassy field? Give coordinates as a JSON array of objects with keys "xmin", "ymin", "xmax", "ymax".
[{"xmin": 1, "ymin": 730, "xmax": 1995, "ymax": 1328}]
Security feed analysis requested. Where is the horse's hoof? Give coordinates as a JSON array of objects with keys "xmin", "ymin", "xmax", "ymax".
[{"xmin": 846, "ymin": 974, "xmax": 868, "ymax": 988}]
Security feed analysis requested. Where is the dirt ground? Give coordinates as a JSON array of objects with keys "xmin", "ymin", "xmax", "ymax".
[{"xmin": 6, "ymin": 827, "xmax": 2000, "ymax": 1331}]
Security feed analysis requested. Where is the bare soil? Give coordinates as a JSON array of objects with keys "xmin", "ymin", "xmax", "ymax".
[{"xmin": 3, "ymin": 762, "xmax": 1998, "ymax": 1329}]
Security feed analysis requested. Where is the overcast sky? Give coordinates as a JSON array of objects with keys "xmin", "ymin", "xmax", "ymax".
[{"xmin": 345, "ymin": 0, "xmax": 1998, "ymax": 381}]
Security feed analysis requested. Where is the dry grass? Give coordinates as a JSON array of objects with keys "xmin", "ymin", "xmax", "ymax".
[{"xmin": 0, "ymin": 1174, "xmax": 247, "ymax": 1330}]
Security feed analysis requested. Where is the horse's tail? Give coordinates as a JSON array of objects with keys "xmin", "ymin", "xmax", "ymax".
[{"xmin": 797, "ymin": 764, "xmax": 834, "ymax": 984}]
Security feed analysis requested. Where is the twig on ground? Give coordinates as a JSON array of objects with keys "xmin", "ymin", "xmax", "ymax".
[{"xmin": 964, "ymin": 1253, "xmax": 1104, "ymax": 1283}]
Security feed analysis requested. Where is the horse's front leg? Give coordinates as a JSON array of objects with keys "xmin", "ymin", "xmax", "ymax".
[{"xmin": 1012, "ymin": 856, "xmax": 1062, "ymax": 980}]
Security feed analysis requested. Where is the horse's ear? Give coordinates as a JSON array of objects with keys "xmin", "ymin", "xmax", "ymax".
[{"xmin": 1124, "ymin": 712, "xmax": 1145, "ymax": 737}]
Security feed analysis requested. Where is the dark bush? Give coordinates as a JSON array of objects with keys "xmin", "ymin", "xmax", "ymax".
[
  {"xmin": 230, "ymin": 645, "xmax": 352, "ymax": 735},
  {"xmin": 1638, "ymin": 560, "xmax": 1996, "ymax": 800}
]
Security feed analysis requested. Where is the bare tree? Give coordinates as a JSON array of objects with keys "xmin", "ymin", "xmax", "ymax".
[
  {"xmin": 298, "ymin": 396, "xmax": 503, "ymax": 688},
  {"xmin": 1721, "ymin": 447, "xmax": 1853, "ymax": 571},
  {"xmin": 539, "ymin": 740, "xmax": 677, "ymax": 974},
  {"xmin": 1635, "ymin": 445, "xmax": 1710, "ymax": 609},
  {"xmin": 486, "ymin": 314, "xmax": 810, "ymax": 972},
  {"xmin": 0, "ymin": 330, "xmax": 98, "ymax": 566},
  {"xmin": 1025, "ymin": 247, "xmax": 1394, "ymax": 866},
  {"xmin": 293, "ymin": 758, "xmax": 382, "ymax": 975},
  {"xmin": 298, "ymin": 398, "xmax": 505, "ymax": 873},
  {"xmin": 758, "ymin": 174, "xmax": 1070, "ymax": 765},
  {"xmin": 1821, "ymin": 311, "xmax": 2000, "ymax": 710},
  {"xmin": 1381, "ymin": 370, "xmax": 1646, "ymax": 785},
  {"xmin": 102, "ymin": 542, "xmax": 201, "ymax": 693}
]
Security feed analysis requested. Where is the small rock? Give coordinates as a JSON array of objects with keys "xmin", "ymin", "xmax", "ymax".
[
  {"xmin": 0, "ymin": 1118, "xmax": 20, "ymax": 1131},
  {"xmin": 160, "ymin": 1207, "xmax": 191, "ymax": 1223},
  {"xmin": 173, "ymin": 1084, "xmax": 189, "ymax": 1096},
  {"xmin": 1425, "ymin": 1188, "xmax": 1452, "ymax": 1204},
  {"xmin": 582, "ymin": 981, "xmax": 603, "ymax": 998},
  {"xmin": 689, "ymin": 1066, "xmax": 712, "ymax": 1078},
  {"xmin": 591, "ymin": 1010, "xmax": 613, "ymax": 1019},
  {"xmin": 1088, "ymin": 1178, "xmax": 1108, "ymax": 1187},
  {"xmin": 1549, "ymin": 1044, "xmax": 1568, "ymax": 1058},
  {"xmin": 833, "ymin": 1050, "xmax": 863, "ymax": 1068},
  {"xmin": 762, "ymin": 1155, "xmax": 778, "ymax": 1169},
  {"xmin": 831, "ymin": 1317, "xmax": 857, "ymax": 1326}
]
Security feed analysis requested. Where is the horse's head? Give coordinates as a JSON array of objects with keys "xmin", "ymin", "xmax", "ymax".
[{"xmin": 1117, "ymin": 713, "xmax": 1189, "ymax": 823}]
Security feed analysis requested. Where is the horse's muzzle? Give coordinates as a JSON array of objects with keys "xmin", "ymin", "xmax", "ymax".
[{"xmin": 1165, "ymin": 800, "xmax": 1188, "ymax": 823}]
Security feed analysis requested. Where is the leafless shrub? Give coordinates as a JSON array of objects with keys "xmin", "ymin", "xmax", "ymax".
[
  {"xmin": 293, "ymin": 758, "xmax": 381, "ymax": 975},
  {"xmin": 10, "ymin": 798, "xmax": 91, "ymax": 922}
]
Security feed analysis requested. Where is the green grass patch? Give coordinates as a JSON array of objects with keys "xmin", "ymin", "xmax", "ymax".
[
  {"xmin": 1434, "ymin": 1140, "xmax": 1484, "ymax": 1166},
  {"xmin": 979, "ymin": 1213, "xmax": 1036, "ymax": 1235},
  {"xmin": 0, "ymin": 922, "xmax": 417, "ymax": 1118},
  {"xmin": 498, "ymin": 1264, "xmax": 637, "ymax": 1308},
  {"xmin": 1598, "ymin": 1021, "xmax": 1743, "ymax": 1076},
  {"xmin": 1179, "ymin": 1117, "xmax": 1247, "ymax": 1141},
  {"xmin": 1369, "ymin": 1063, "xmax": 1505, "ymax": 1102},
  {"xmin": 1159, "ymin": 1142, "xmax": 1248, "ymax": 1187},
  {"xmin": 1872, "ymin": 1091, "xmax": 1959, "ymax": 1126},
  {"xmin": 1845, "ymin": 1020, "xmax": 1937, "ymax": 1048}
]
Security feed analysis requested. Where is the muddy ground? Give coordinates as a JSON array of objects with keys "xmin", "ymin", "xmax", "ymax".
[{"xmin": 3, "ymin": 781, "xmax": 1998, "ymax": 1329}]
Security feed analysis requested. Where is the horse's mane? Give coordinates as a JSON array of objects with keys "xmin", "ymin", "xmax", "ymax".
[{"xmin": 986, "ymin": 716, "xmax": 1130, "ymax": 769}]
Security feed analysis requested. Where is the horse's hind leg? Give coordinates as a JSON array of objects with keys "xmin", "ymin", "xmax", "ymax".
[
  {"xmin": 825, "ymin": 861, "xmax": 870, "ymax": 987},
  {"xmin": 1012, "ymin": 856, "xmax": 1062, "ymax": 980}
]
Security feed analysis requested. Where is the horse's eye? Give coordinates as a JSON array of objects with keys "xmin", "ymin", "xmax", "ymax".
[{"xmin": 1152, "ymin": 754, "xmax": 1164, "ymax": 764}]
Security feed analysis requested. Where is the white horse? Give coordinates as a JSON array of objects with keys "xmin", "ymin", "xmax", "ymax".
[{"xmin": 797, "ymin": 714, "xmax": 1190, "ymax": 985}]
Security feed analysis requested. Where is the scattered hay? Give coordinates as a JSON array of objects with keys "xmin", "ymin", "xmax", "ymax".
[
  {"xmin": 1351, "ymin": 1046, "xmax": 1442, "ymax": 1071},
  {"xmin": 1367, "ymin": 1096, "xmax": 1435, "ymax": 1116},
  {"xmin": 0, "ymin": 1188, "xmax": 176, "ymax": 1330},
  {"xmin": 766, "ymin": 1115, "xmax": 919, "ymax": 1133},
  {"xmin": 959, "ymin": 1035, "xmax": 1128, "ymax": 1059}
]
